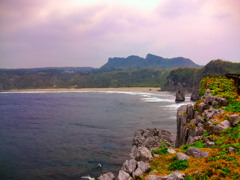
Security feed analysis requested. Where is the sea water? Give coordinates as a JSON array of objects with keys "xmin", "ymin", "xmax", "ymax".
[{"xmin": 0, "ymin": 90, "xmax": 192, "ymax": 179}]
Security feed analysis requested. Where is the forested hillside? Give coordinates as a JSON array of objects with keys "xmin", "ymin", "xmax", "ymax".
[
  {"xmin": 1, "ymin": 59, "xmax": 239, "ymax": 91},
  {"xmin": 0, "ymin": 68, "xmax": 168, "ymax": 90},
  {"xmin": 162, "ymin": 60, "xmax": 240, "ymax": 91}
]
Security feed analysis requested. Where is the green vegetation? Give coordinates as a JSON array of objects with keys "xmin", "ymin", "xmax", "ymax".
[
  {"xmin": 1, "ymin": 59, "xmax": 240, "ymax": 90},
  {"xmin": 151, "ymin": 145, "xmax": 168, "ymax": 155},
  {"xmin": 224, "ymin": 101, "xmax": 240, "ymax": 112},
  {"xmin": 181, "ymin": 140, "xmax": 206, "ymax": 150},
  {"xmin": 162, "ymin": 67, "xmax": 200, "ymax": 91},
  {"xmin": 168, "ymin": 160, "xmax": 189, "ymax": 170},
  {"xmin": 0, "ymin": 68, "xmax": 169, "ymax": 90},
  {"xmin": 162, "ymin": 59, "xmax": 240, "ymax": 91},
  {"xmin": 147, "ymin": 76, "xmax": 240, "ymax": 180},
  {"xmin": 199, "ymin": 76, "xmax": 237, "ymax": 100},
  {"xmin": 198, "ymin": 76, "xmax": 240, "ymax": 112}
]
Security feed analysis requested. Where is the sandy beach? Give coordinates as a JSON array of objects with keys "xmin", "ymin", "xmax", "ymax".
[{"xmin": 7, "ymin": 87, "xmax": 161, "ymax": 92}]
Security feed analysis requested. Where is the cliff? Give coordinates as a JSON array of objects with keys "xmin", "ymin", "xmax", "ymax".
[
  {"xmin": 162, "ymin": 60, "xmax": 240, "ymax": 92},
  {"xmin": 97, "ymin": 76, "xmax": 240, "ymax": 180}
]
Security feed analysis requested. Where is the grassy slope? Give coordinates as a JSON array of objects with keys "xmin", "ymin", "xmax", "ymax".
[{"xmin": 145, "ymin": 77, "xmax": 240, "ymax": 179}]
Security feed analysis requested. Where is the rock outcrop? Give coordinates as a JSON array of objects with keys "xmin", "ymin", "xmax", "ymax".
[
  {"xmin": 99, "ymin": 88, "xmax": 239, "ymax": 179},
  {"xmin": 229, "ymin": 114, "xmax": 240, "ymax": 126},
  {"xmin": 175, "ymin": 83, "xmax": 185, "ymax": 102},
  {"xmin": 190, "ymin": 86, "xmax": 200, "ymax": 101},
  {"xmin": 98, "ymin": 128, "xmax": 174, "ymax": 179},
  {"xmin": 175, "ymin": 104, "xmax": 194, "ymax": 147},
  {"xmin": 186, "ymin": 147, "xmax": 209, "ymax": 158},
  {"xmin": 175, "ymin": 89, "xmax": 232, "ymax": 148},
  {"xmin": 117, "ymin": 170, "xmax": 131, "ymax": 180},
  {"xmin": 98, "ymin": 172, "xmax": 115, "ymax": 180},
  {"xmin": 177, "ymin": 152, "xmax": 190, "ymax": 160}
]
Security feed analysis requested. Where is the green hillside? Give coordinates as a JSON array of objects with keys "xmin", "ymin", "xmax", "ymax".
[{"xmin": 162, "ymin": 60, "xmax": 240, "ymax": 91}]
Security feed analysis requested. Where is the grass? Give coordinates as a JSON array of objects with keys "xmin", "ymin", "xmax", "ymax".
[{"xmin": 144, "ymin": 76, "xmax": 240, "ymax": 180}]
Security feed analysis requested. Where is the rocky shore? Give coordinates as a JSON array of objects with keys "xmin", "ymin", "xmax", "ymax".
[
  {"xmin": 97, "ymin": 129, "xmax": 175, "ymax": 180},
  {"xmin": 93, "ymin": 88, "xmax": 239, "ymax": 180}
]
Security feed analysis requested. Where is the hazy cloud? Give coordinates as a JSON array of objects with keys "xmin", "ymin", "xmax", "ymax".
[{"xmin": 0, "ymin": 0, "xmax": 239, "ymax": 68}]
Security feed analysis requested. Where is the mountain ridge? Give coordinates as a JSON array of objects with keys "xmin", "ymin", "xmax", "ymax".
[{"xmin": 100, "ymin": 53, "xmax": 201, "ymax": 70}]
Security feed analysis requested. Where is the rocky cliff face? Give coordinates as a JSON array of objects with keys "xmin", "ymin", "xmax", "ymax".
[
  {"xmin": 98, "ymin": 128, "xmax": 174, "ymax": 179},
  {"xmin": 97, "ymin": 88, "xmax": 240, "ymax": 179},
  {"xmin": 175, "ymin": 89, "xmax": 230, "ymax": 148}
]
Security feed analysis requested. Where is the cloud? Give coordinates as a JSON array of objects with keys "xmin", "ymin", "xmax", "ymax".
[{"xmin": 0, "ymin": 0, "xmax": 239, "ymax": 68}]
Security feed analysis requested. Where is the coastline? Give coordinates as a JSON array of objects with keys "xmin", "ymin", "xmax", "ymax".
[{"xmin": 5, "ymin": 87, "xmax": 161, "ymax": 92}]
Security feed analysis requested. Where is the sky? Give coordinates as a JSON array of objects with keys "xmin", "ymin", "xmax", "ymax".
[{"xmin": 0, "ymin": 0, "xmax": 240, "ymax": 68}]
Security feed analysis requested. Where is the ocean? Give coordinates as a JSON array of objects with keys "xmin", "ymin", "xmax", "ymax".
[{"xmin": 0, "ymin": 90, "xmax": 193, "ymax": 179}]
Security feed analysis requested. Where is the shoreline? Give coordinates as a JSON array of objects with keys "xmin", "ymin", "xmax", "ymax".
[{"xmin": 5, "ymin": 87, "xmax": 161, "ymax": 92}]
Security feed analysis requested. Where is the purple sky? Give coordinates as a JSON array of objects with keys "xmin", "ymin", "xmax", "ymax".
[{"xmin": 0, "ymin": 0, "xmax": 240, "ymax": 68}]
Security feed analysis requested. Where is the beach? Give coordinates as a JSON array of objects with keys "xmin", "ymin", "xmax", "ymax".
[{"xmin": 6, "ymin": 87, "xmax": 161, "ymax": 92}]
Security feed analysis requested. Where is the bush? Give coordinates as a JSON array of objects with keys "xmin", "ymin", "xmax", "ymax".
[
  {"xmin": 151, "ymin": 145, "xmax": 168, "ymax": 155},
  {"xmin": 168, "ymin": 160, "xmax": 189, "ymax": 170},
  {"xmin": 199, "ymin": 76, "xmax": 240, "ymax": 112},
  {"xmin": 199, "ymin": 76, "xmax": 237, "ymax": 101}
]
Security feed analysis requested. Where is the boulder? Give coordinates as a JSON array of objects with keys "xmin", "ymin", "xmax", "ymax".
[
  {"xmin": 177, "ymin": 152, "xmax": 190, "ymax": 160},
  {"xmin": 117, "ymin": 170, "xmax": 131, "ymax": 180},
  {"xmin": 175, "ymin": 83, "xmax": 185, "ymax": 102},
  {"xmin": 98, "ymin": 172, "xmax": 115, "ymax": 180},
  {"xmin": 213, "ymin": 120, "xmax": 231, "ymax": 132},
  {"xmin": 186, "ymin": 147, "xmax": 209, "ymax": 158},
  {"xmin": 121, "ymin": 159, "xmax": 137, "ymax": 174},
  {"xmin": 167, "ymin": 149, "xmax": 176, "ymax": 154},
  {"xmin": 132, "ymin": 129, "xmax": 174, "ymax": 150},
  {"xmin": 229, "ymin": 114, "xmax": 240, "ymax": 126},
  {"xmin": 135, "ymin": 147, "xmax": 152, "ymax": 162},
  {"xmin": 162, "ymin": 171, "xmax": 185, "ymax": 180},
  {"xmin": 132, "ymin": 161, "xmax": 151, "ymax": 178}
]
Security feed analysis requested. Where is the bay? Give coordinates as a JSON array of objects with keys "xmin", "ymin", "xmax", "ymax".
[{"xmin": 0, "ymin": 90, "xmax": 192, "ymax": 179}]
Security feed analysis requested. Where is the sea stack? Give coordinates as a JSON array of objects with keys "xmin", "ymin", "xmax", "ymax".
[{"xmin": 175, "ymin": 83, "xmax": 185, "ymax": 102}]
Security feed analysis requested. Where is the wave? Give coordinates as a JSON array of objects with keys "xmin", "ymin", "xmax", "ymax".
[{"xmin": 141, "ymin": 97, "xmax": 173, "ymax": 103}]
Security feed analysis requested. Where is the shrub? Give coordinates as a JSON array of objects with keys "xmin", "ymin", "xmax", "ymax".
[
  {"xmin": 199, "ymin": 76, "xmax": 240, "ymax": 112},
  {"xmin": 199, "ymin": 76, "xmax": 237, "ymax": 101},
  {"xmin": 151, "ymin": 145, "xmax": 168, "ymax": 155},
  {"xmin": 168, "ymin": 160, "xmax": 189, "ymax": 170}
]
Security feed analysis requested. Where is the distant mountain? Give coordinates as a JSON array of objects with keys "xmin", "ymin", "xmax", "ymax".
[
  {"xmin": 162, "ymin": 59, "xmax": 240, "ymax": 91},
  {"xmin": 100, "ymin": 54, "xmax": 201, "ymax": 70}
]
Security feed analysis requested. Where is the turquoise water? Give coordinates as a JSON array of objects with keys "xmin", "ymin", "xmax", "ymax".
[{"xmin": 0, "ymin": 90, "xmax": 192, "ymax": 179}]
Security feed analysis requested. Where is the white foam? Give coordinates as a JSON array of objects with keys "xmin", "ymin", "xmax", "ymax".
[
  {"xmin": 141, "ymin": 97, "xmax": 173, "ymax": 103},
  {"xmin": 163, "ymin": 101, "xmax": 194, "ymax": 109},
  {"xmin": 104, "ymin": 91, "xmax": 153, "ymax": 96}
]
